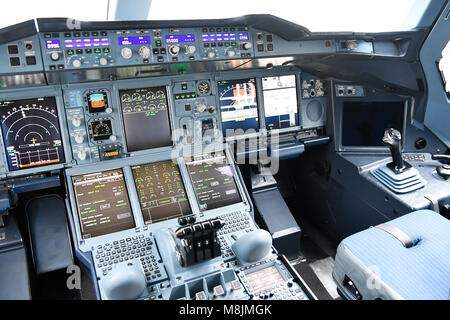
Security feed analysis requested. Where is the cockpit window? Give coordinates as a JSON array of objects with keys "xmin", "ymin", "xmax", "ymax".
[
  {"xmin": 438, "ymin": 41, "xmax": 450, "ymax": 97},
  {"xmin": 0, "ymin": 0, "xmax": 432, "ymax": 32},
  {"xmin": 150, "ymin": 0, "xmax": 431, "ymax": 32}
]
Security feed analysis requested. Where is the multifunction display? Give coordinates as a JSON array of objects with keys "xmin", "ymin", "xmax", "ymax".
[
  {"xmin": 262, "ymin": 75, "xmax": 299, "ymax": 130},
  {"xmin": 218, "ymin": 78, "xmax": 259, "ymax": 137},
  {"xmin": 119, "ymin": 86, "xmax": 172, "ymax": 152},
  {"xmin": 72, "ymin": 169, "xmax": 135, "ymax": 239},
  {"xmin": 246, "ymin": 266, "xmax": 284, "ymax": 292},
  {"xmin": 186, "ymin": 153, "xmax": 242, "ymax": 211},
  {"xmin": 0, "ymin": 97, "xmax": 65, "ymax": 171},
  {"xmin": 132, "ymin": 160, "xmax": 191, "ymax": 224}
]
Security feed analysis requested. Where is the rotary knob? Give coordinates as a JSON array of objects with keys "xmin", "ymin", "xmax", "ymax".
[
  {"xmin": 196, "ymin": 104, "xmax": 207, "ymax": 113},
  {"xmin": 185, "ymin": 45, "xmax": 196, "ymax": 54},
  {"xmin": 139, "ymin": 46, "xmax": 151, "ymax": 59},
  {"xmin": 227, "ymin": 50, "xmax": 236, "ymax": 58},
  {"xmin": 242, "ymin": 42, "xmax": 252, "ymax": 50},
  {"xmin": 72, "ymin": 59, "xmax": 81, "ymax": 68},
  {"xmin": 207, "ymin": 51, "xmax": 216, "ymax": 59},
  {"xmin": 74, "ymin": 134, "xmax": 84, "ymax": 144},
  {"xmin": 110, "ymin": 135, "xmax": 117, "ymax": 142},
  {"xmin": 99, "ymin": 57, "xmax": 108, "ymax": 66},
  {"xmin": 77, "ymin": 150, "xmax": 87, "ymax": 161},
  {"xmin": 169, "ymin": 45, "xmax": 180, "ymax": 56},
  {"xmin": 121, "ymin": 47, "xmax": 133, "ymax": 59},
  {"xmin": 71, "ymin": 117, "xmax": 81, "ymax": 127},
  {"xmin": 50, "ymin": 52, "xmax": 60, "ymax": 61}
]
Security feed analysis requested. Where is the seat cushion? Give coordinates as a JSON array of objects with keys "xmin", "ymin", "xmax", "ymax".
[{"xmin": 333, "ymin": 210, "xmax": 450, "ymax": 300}]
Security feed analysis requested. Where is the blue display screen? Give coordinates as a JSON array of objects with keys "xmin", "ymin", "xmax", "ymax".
[
  {"xmin": 202, "ymin": 33, "xmax": 237, "ymax": 42},
  {"xmin": 165, "ymin": 34, "xmax": 195, "ymax": 44},
  {"xmin": 46, "ymin": 40, "xmax": 61, "ymax": 49},
  {"xmin": 118, "ymin": 36, "xmax": 151, "ymax": 46}
]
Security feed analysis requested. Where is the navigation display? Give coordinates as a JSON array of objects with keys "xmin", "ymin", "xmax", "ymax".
[
  {"xmin": 218, "ymin": 78, "xmax": 259, "ymax": 137},
  {"xmin": 262, "ymin": 75, "xmax": 299, "ymax": 130},
  {"xmin": 72, "ymin": 169, "xmax": 135, "ymax": 239},
  {"xmin": 0, "ymin": 97, "xmax": 65, "ymax": 171},
  {"xmin": 132, "ymin": 160, "xmax": 191, "ymax": 224},
  {"xmin": 119, "ymin": 87, "xmax": 172, "ymax": 152},
  {"xmin": 186, "ymin": 153, "xmax": 242, "ymax": 211}
]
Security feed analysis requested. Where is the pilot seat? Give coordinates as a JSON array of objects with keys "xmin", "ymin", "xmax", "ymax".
[{"xmin": 333, "ymin": 210, "xmax": 450, "ymax": 300}]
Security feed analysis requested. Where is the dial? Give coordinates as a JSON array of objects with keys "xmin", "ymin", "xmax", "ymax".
[
  {"xmin": 121, "ymin": 47, "xmax": 133, "ymax": 59},
  {"xmin": 198, "ymin": 81, "xmax": 211, "ymax": 95},
  {"xmin": 139, "ymin": 46, "xmax": 151, "ymax": 59},
  {"xmin": 91, "ymin": 119, "xmax": 112, "ymax": 141},
  {"xmin": 169, "ymin": 45, "xmax": 180, "ymax": 56}
]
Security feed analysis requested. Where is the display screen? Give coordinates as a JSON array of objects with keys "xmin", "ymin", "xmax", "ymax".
[
  {"xmin": 202, "ymin": 33, "xmax": 237, "ymax": 42},
  {"xmin": 165, "ymin": 34, "xmax": 195, "ymax": 43},
  {"xmin": 118, "ymin": 36, "xmax": 151, "ymax": 46},
  {"xmin": 64, "ymin": 38, "xmax": 110, "ymax": 48},
  {"xmin": 186, "ymin": 152, "xmax": 242, "ymax": 211},
  {"xmin": 0, "ymin": 97, "xmax": 65, "ymax": 171},
  {"xmin": 238, "ymin": 33, "xmax": 249, "ymax": 40},
  {"xmin": 72, "ymin": 169, "xmax": 135, "ymax": 239},
  {"xmin": 46, "ymin": 40, "xmax": 60, "ymax": 49},
  {"xmin": 91, "ymin": 119, "xmax": 112, "ymax": 141},
  {"xmin": 132, "ymin": 160, "xmax": 191, "ymax": 224},
  {"xmin": 262, "ymin": 75, "xmax": 299, "ymax": 130},
  {"xmin": 119, "ymin": 87, "xmax": 172, "ymax": 152},
  {"xmin": 246, "ymin": 266, "xmax": 284, "ymax": 293},
  {"xmin": 342, "ymin": 101, "xmax": 405, "ymax": 147},
  {"xmin": 87, "ymin": 92, "xmax": 108, "ymax": 113},
  {"xmin": 218, "ymin": 78, "xmax": 259, "ymax": 137}
]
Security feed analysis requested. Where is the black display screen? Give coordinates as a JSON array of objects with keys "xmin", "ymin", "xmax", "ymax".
[
  {"xmin": 119, "ymin": 87, "xmax": 172, "ymax": 152},
  {"xmin": 262, "ymin": 75, "xmax": 299, "ymax": 130},
  {"xmin": 186, "ymin": 152, "xmax": 242, "ymax": 211},
  {"xmin": 218, "ymin": 78, "xmax": 259, "ymax": 137},
  {"xmin": 0, "ymin": 97, "xmax": 65, "ymax": 171},
  {"xmin": 72, "ymin": 169, "xmax": 135, "ymax": 239},
  {"xmin": 342, "ymin": 101, "xmax": 405, "ymax": 147},
  {"xmin": 132, "ymin": 160, "xmax": 191, "ymax": 224}
]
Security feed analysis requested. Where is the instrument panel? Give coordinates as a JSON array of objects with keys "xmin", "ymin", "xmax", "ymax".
[{"xmin": 0, "ymin": 17, "xmax": 332, "ymax": 300}]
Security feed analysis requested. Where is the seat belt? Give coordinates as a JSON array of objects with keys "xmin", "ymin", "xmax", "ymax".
[{"xmin": 374, "ymin": 223, "xmax": 414, "ymax": 248}]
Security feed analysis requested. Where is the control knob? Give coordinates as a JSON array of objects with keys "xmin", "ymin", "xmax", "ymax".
[
  {"xmin": 72, "ymin": 59, "xmax": 82, "ymax": 68},
  {"xmin": 110, "ymin": 135, "xmax": 117, "ymax": 142},
  {"xmin": 99, "ymin": 57, "xmax": 108, "ymax": 66},
  {"xmin": 207, "ymin": 51, "xmax": 216, "ymax": 59},
  {"xmin": 227, "ymin": 50, "xmax": 236, "ymax": 58},
  {"xmin": 185, "ymin": 45, "xmax": 196, "ymax": 55},
  {"xmin": 121, "ymin": 47, "xmax": 133, "ymax": 59},
  {"xmin": 139, "ymin": 46, "xmax": 151, "ymax": 59},
  {"xmin": 242, "ymin": 42, "xmax": 252, "ymax": 50},
  {"xmin": 74, "ymin": 134, "xmax": 84, "ymax": 144},
  {"xmin": 169, "ymin": 45, "xmax": 180, "ymax": 56},
  {"xmin": 50, "ymin": 52, "xmax": 61, "ymax": 61},
  {"xmin": 196, "ymin": 104, "xmax": 207, "ymax": 113},
  {"xmin": 71, "ymin": 117, "xmax": 82, "ymax": 128},
  {"xmin": 77, "ymin": 150, "xmax": 87, "ymax": 161}
]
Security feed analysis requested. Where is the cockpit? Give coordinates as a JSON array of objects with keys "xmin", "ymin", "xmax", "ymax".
[{"xmin": 0, "ymin": 0, "xmax": 449, "ymax": 303}]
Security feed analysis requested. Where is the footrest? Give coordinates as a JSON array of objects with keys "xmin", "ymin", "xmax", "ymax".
[{"xmin": 26, "ymin": 195, "xmax": 73, "ymax": 275}]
